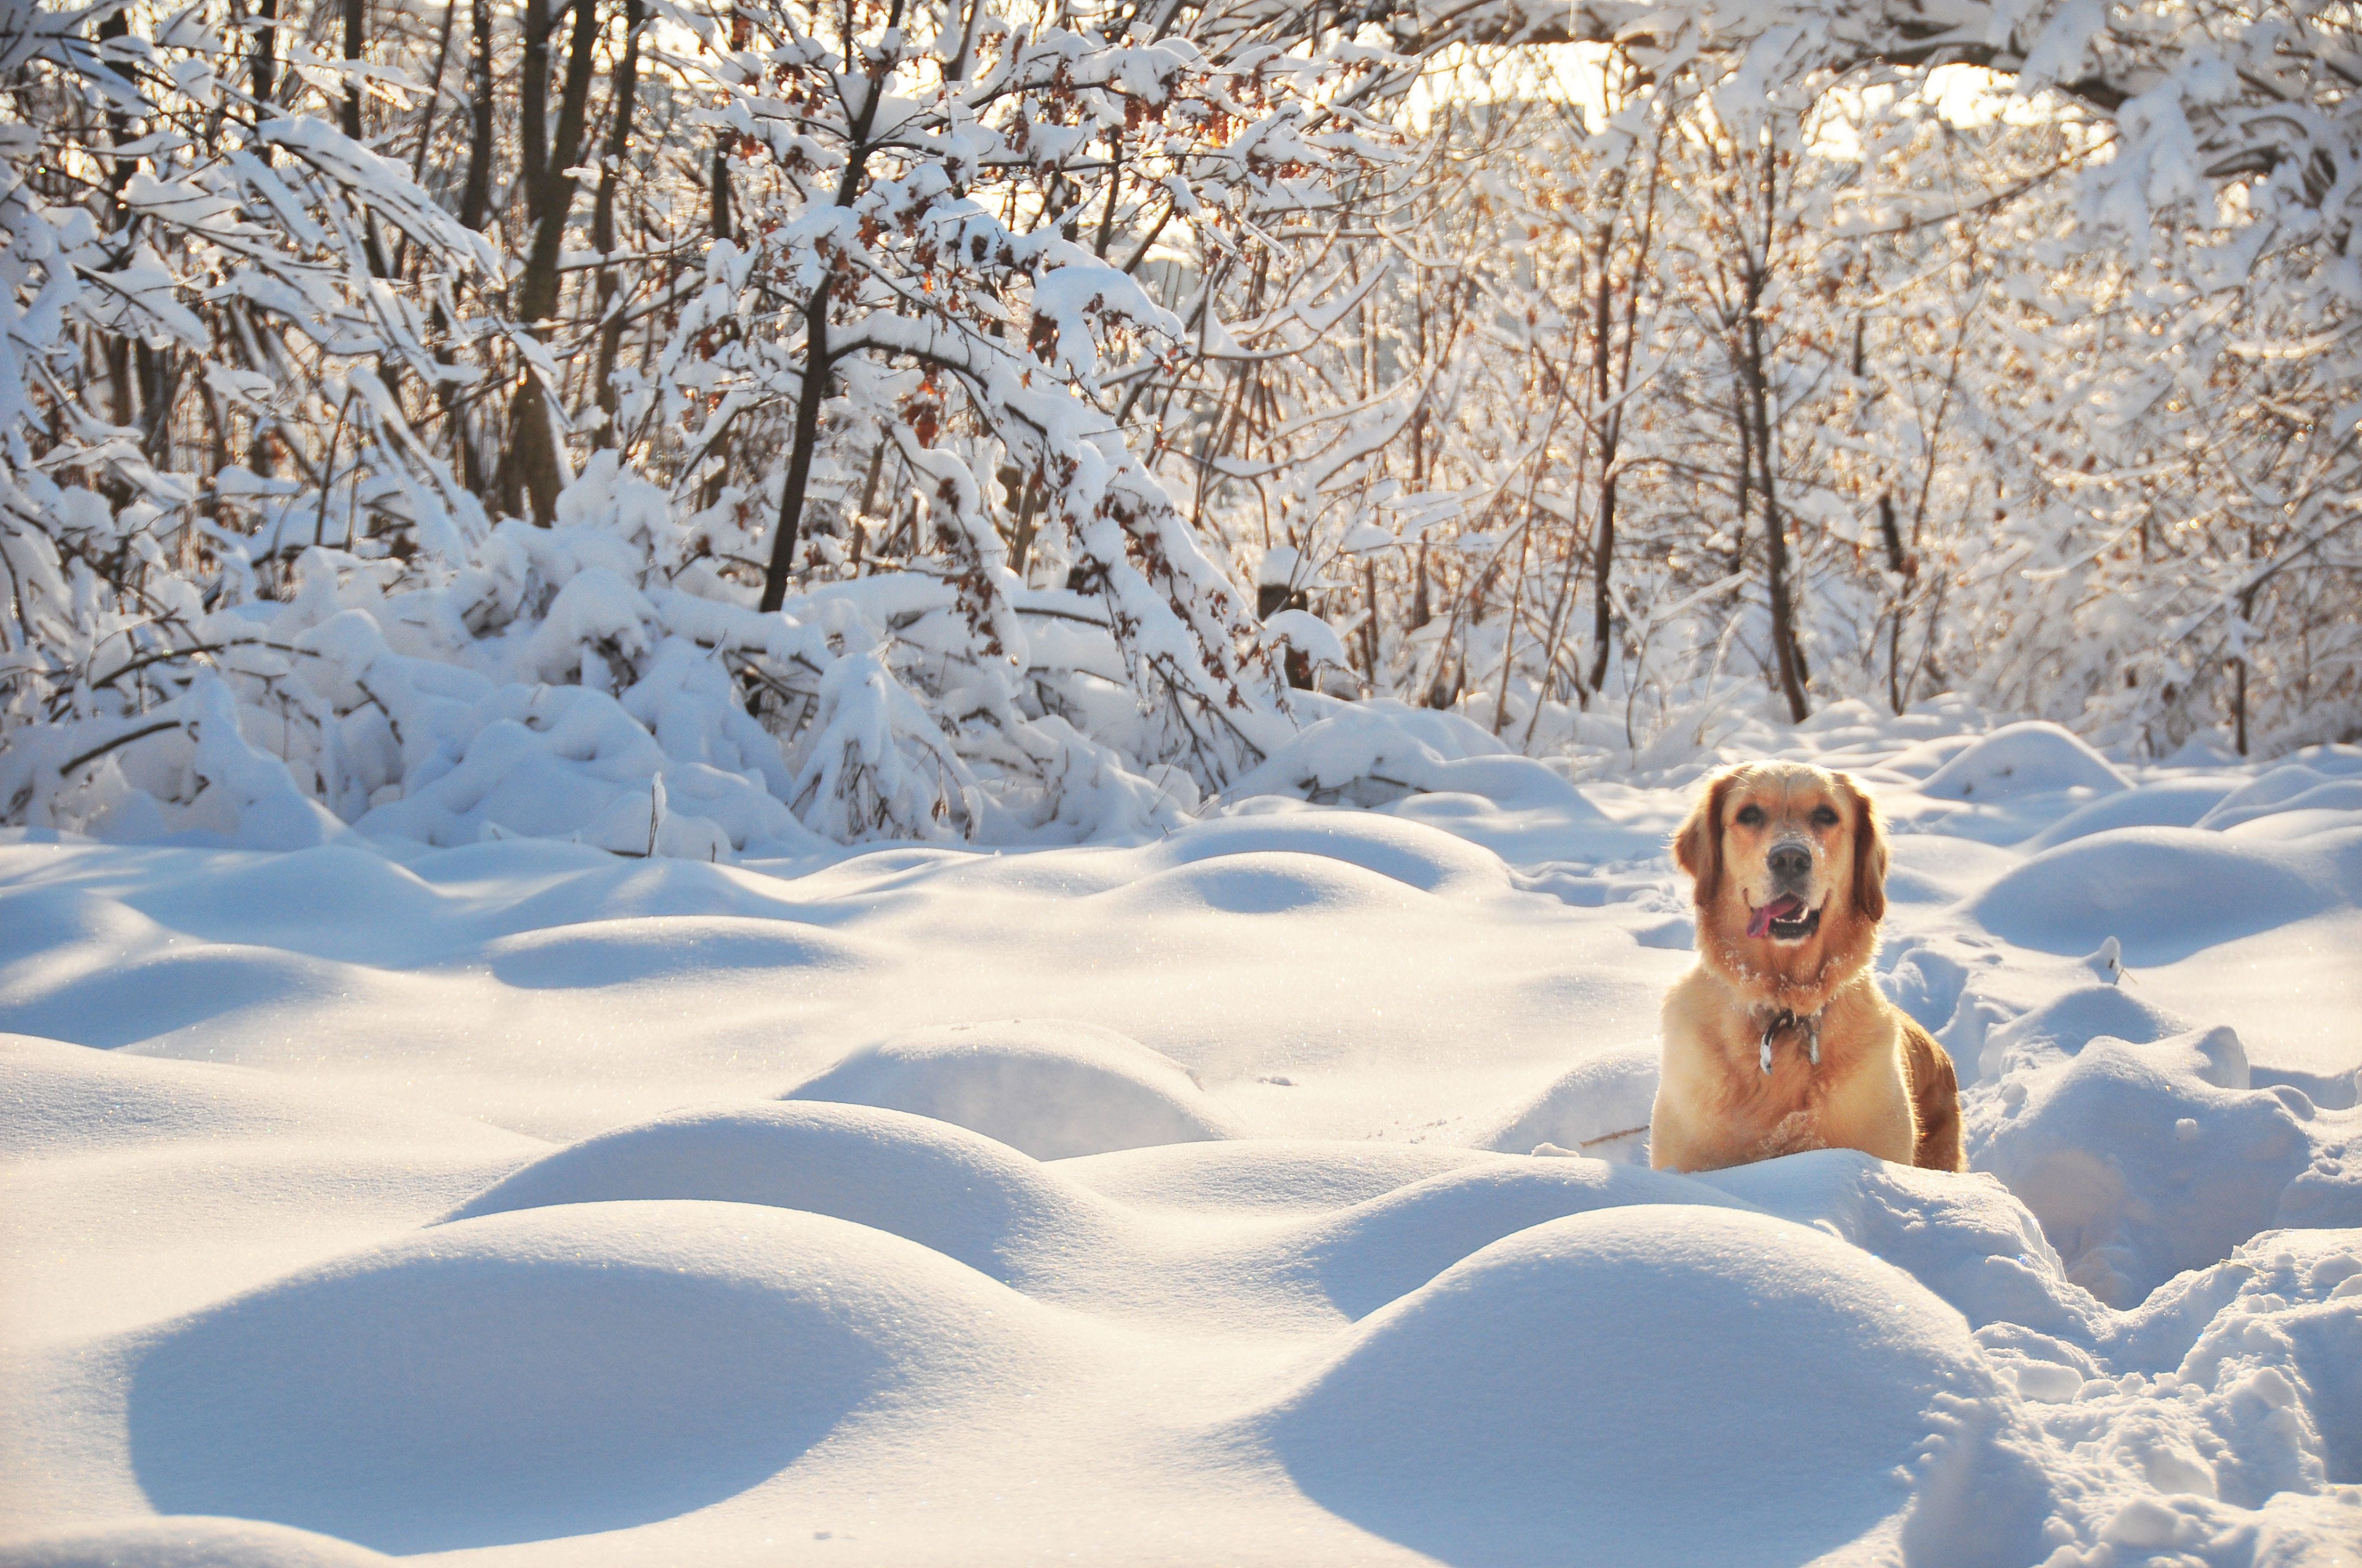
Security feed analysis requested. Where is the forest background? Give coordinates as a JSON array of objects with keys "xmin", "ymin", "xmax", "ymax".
[{"xmin": 4, "ymin": 0, "xmax": 2356, "ymax": 852}]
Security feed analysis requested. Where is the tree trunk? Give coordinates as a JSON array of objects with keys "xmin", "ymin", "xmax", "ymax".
[
  {"xmin": 1492, "ymin": 525, "xmax": 1530, "ymax": 734},
  {"xmin": 1877, "ymin": 492, "xmax": 1907, "ymax": 713},
  {"xmin": 517, "ymin": 0, "xmax": 601, "ymax": 322},
  {"xmin": 340, "ymin": 0, "xmax": 366, "ymax": 141},
  {"xmin": 756, "ymin": 0, "xmax": 906, "ymax": 612},
  {"xmin": 711, "ymin": 141, "xmax": 733, "ymax": 241},
  {"xmin": 394, "ymin": 0, "xmax": 460, "ymax": 279},
  {"xmin": 508, "ymin": 0, "xmax": 605, "ymax": 522},
  {"xmin": 443, "ymin": 0, "xmax": 494, "ymax": 492},
  {"xmin": 1587, "ymin": 474, "xmax": 1616, "ymax": 693},
  {"xmin": 1583, "ymin": 132, "xmax": 1660, "ymax": 704},
  {"xmin": 758, "ymin": 288, "xmax": 830, "ymax": 612},
  {"xmin": 2233, "ymin": 656, "xmax": 2249, "ymax": 756},
  {"xmin": 1760, "ymin": 499, "xmax": 1809, "ymax": 721},
  {"xmin": 97, "ymin": 2, "xmax": 138, "ymax": 501},
  {"xmin": 1744, "ymin": 308, "xmax": 1809, "ymax": 722},
  {"xmin": 249, "ymin": 0, "xmax": 279, "ymax": 142},
  {"xmin": 520, "ymin": 0, "xmax": 551, "ymax": 225},
  {"xmin": 1002, "ymin": 459, "xmax": 1042, "ymax": 579},
  {"xmin": 2232, "ymin": 583, "xmax": 2259, "ymax": 755},
  {"xmin": 1734, "ymin": 135, "xmax": 1808, "ymax": 725},
  {"xmin": 1732, "ymin": 373, "xmax": 1753, "ymax": 547},
  {"xmin": 1585, "ymin": 249, "xmax": 1617, "ymax": 695},
  {"xmin": 412, "ymin": 0, "xmax": 458, "ymax": 185},
  {"xmin": 591, "ymin": 0, "xmax": 645, "ymax": 443},
  {"xmin": 459, "ymin": 0, "xmax": 494, "ymax": 231},
  {"xmin": 136, "ymin": 342, "xmax": 176, "ymax": 469},
  {"xmin": 341, "ymin": 0, "xmax": 390, "ymax": 277}
]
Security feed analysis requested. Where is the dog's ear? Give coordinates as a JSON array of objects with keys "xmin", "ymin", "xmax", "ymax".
[
  {"xmin": 1673, "ymin": 769, "xmax": 1733, "ymax": 906},
  {"xmin": 1842, "ymin": 773, "xmax": 1888, "ymax": 925}
]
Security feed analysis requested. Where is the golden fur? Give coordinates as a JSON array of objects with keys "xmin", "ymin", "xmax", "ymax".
[{"xmin": 1649, "ymin": 761, "xmax": 1964, "ymax": 1175}]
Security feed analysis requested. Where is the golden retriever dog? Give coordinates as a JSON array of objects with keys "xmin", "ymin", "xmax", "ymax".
[{"xmin": 1649, "ymin": 761, "xmax": 1964, "ymax": 1174}]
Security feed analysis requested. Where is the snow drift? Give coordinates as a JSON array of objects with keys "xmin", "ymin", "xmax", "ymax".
[
  {"xmin": 128, "ymin": 1202, "xmax": 1053, "ymax": 1553},
  {"xmin": 1260, "ymin": 1205, "xmax": 2024, "ymax": 1567},
  {"xmin": 446, "ymin": 1101, "xmax": 1122, "ymax": 1286},
  {"xmin": 784, "ymin": 1021, "xmax": 1238, "ymax": 1159},
  {"xmin": 4, "ymin": 718, "xmax": 2358, "ymax": 1567}
]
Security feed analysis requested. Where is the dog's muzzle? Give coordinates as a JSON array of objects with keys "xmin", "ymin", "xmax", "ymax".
[
  {"xmin": 1746, "ymin": 894, "xmax": 1823, "ymax": 941},
  {"xmin": 1746, "ymin": 839, "xmax": 1822, "ymax": 942}
]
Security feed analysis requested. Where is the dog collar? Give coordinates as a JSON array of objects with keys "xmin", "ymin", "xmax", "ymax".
[{"xmin": 1757, "ymin": 1007, "xmax": 1822, "ymax": 1074}]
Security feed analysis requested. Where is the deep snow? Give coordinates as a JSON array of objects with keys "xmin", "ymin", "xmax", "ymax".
[{"xmin": 2, "ymin": 705, "xmax": 2358, "ymax": 1566}]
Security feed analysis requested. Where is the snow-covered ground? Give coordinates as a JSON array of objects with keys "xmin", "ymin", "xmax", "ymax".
[{"xmin": 3, "ymin": 704, "xmax": 2358, "ymax": 1567}]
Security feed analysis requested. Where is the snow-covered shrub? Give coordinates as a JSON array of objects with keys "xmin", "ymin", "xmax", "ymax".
[
  {"xmin": 6, "ymin": 0, "xmax": 2355, "ymax": 860},
  {"xmin": 0, "ymin": 0, "xmax": 1374, "ymax": 856}
]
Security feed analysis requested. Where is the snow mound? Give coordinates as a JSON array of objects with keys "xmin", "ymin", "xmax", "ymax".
[
  {"xmin": 1880, "ymin": 939, "xmax": 1986, "ymax": 1030},
  {"xmin": 1258, "ymin": 1205, "xmax": 2017, "ymax": 1567},
  {"xmin": 1970, "ymin": 1028, "xmax": 2361, "ymax": 1305},
  {"xmin": 456, "ymin": 847, "xmax": 821, "ymax": 936},
  {"xmin": 0, "ymin": 1033, "xmax": 531, "ymax": 1162},
  {"xmin": 1698, "ymin": 1150, "xmax": 2099, "ymax": 1340},
  {"xmin": 1134, "ymin": 805, "xmax": 1511, "ymax": 897},
  {"xmin": 95, "ymin": 839, "xmax": 846, "ymax": 967},
  {"xmin": 0, "ymin": 1518, "xmax": 393, "ymax": 1567},
  {"xmin": 449, "ymin": 1102, "xmax": 1117, "ymax": 1282},
  {"xmin": 120, "ymin": 847, "xmax": 461, "ymax": 964},
  {"xmin": 1881, "ymin": 731, "xmax": 1983, "ymax": 778},
  {"xmin": 784, "ymin": 1021, "xmax": 1236, "ymax": 1160},
  {"xmin": 2199, "ymin": 765, "xmax": 2362, "ymax": 833},
  {"xmin": 0, "ymin": 1521, "xmax": 387, "ymax": 1568},
  {"xmin": 1293, "ymin": 1161, "xmax": 1745, "ymax": 1318},
  {"xmin": 1963, "ymin": 978, "xmax": 2194, "ymax": 1081},
  {"xmin": 478, "ymin": 914, "xmax": 871, "ymax": 989},
  {"xmin": 1469, "ymin": 1043, "xmax": 1658, "ymax": 1160},
  {"xmin": 127, "ymin": 1201, "xmax": 1043, "ymax": 1554},
  {"xmin": 1919, "ymin": 720, "xmax": 2131, "ymax": 801},
  {"xmin": 2022, "ymin": 778, "xmax": 2239, "ymax": 850},
  {"xmin": 0, "ymin": 886, "xmax": 174, "ymax": 993},
  {"xmin": 0, "ymin": 915, "xmax": 358, "ymax": 1051},
  {"xmin": 1103, "ymin": 850, "xmax": 1433, "ymax": 920},
  {"xmin": 1965, "ymin": 827, "xmax": 2358, "ymax": 964},
  {"xmin": 1053, "ymin": 1139, "xmax": 1496, "ymax": 1213}
]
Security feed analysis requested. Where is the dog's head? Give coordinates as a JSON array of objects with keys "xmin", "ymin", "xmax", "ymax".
[{"xmin": 1672, "ymin": 761, "xmax": 1886, "ymax": 981}]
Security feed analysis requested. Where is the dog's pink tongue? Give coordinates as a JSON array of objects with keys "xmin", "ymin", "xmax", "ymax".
[{"xmin": 1748, "ymin": 896, "xmax": 1804, "ymax": 937}]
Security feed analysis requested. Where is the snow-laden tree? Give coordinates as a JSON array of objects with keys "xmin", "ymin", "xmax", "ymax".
[
  {"xmin": 0, "ymin": 0, "xmax": 1378, "ymax": 850},
  {"xmin": 1, "ymin": 0, "xmax": 505, "ymax": 834},
  {"xmin": 645, "ymin": 0, "xmax": 1399, "ymax": 790},
  {"xmin": 2, "ymin": 0, "xmax": 2353, "ymax": 858},
  {"xmin": 1165, "ymin": 14, "xmax": 2355, "ymax": 760},
  {"xmin": 1421, "ymin": 0, "xmax": 2362, "ymax": 753}
]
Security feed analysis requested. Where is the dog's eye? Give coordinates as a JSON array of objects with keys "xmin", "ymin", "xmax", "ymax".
[
  {"xmin": 1812, "ymin": 805, "xmax": 1841, "ymax": 828},
  {"xmin": 1735, "ymin": 805, "xmax": 1764, "ymax": 828}
]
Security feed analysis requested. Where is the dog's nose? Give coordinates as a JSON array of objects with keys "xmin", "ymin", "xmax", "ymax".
[{"xmin": 1769, "ymin": 842, "xmax": 1812, "ymax": 883}]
